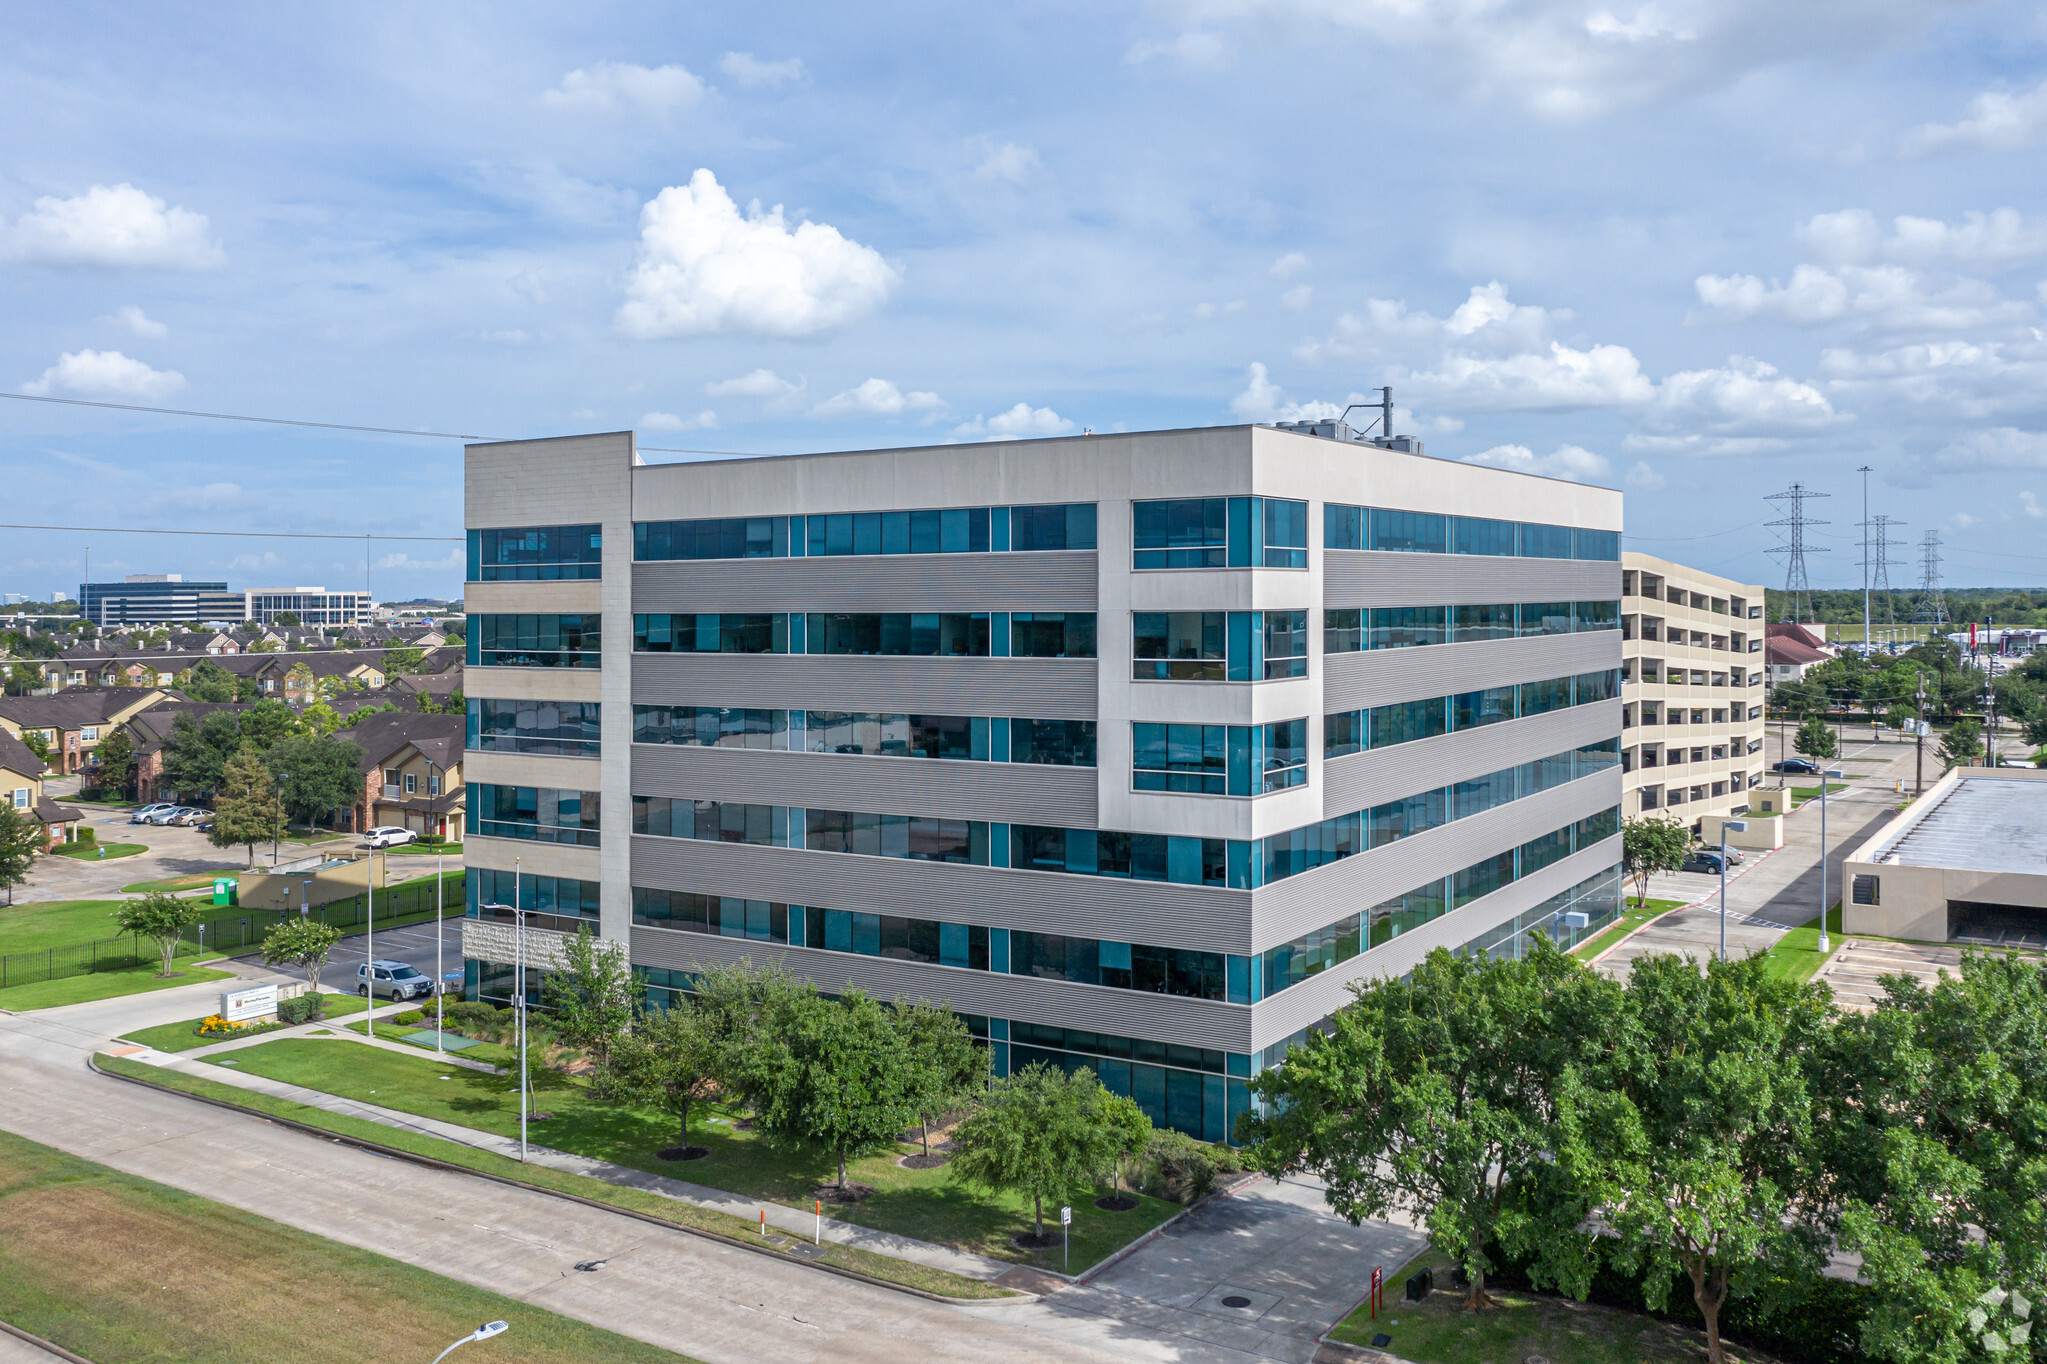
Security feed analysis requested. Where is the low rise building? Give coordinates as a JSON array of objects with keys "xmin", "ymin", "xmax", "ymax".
[
  {"xmin": 0, "ymin": 729, "xmax": 84, "ymax": 845},
  {"xmin": 1620, "ymin": 554, "xmax": 1767, "ymax": 825},
  {"xmin": 0, "ymin": 688, "xmax": 174, "ymax": 777},
  {"xmin": 337, "ymin": 711, "xmax": 465, "ymax": 840},
  {"xmin": 1842, "ymin": 768, "xmax": 2047, "ymax": 946}
]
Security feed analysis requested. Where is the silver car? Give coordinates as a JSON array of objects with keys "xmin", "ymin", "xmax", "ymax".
[
  {"xmin": 357, "ymin": 959, "xmax": 436, "ymax": 1002},
  {"xmin": 129, "ymin": 803, "xmax": 178, "ymax": 824}
]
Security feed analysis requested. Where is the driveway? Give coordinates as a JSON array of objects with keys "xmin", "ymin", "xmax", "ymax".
[{"xmin": 235, "ymin": 915, "xmax": 464, "ymax": 996}]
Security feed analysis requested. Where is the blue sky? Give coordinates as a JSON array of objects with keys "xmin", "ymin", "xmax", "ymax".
[{"xmin": 5, "ymin": 1, "xmax": 2047, "ymax": 602}]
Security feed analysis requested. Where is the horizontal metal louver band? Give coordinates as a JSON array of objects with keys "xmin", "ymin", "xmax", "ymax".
[
  {"xmin": 1318, "ymin": 701, "xmax": 1620, "ymax": 820},
  {"xmin": 1320, "ymin": 629, "xmax": 1621, "ymax": 714}
]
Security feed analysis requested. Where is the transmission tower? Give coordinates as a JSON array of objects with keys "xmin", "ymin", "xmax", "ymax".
[
  {"xmin": 1910, "ymin": 530, "xmax": 1949, "ymax": 627},
  {"xmin": 1765, "ymin": 482, "xmax": 1830, "ymax": 623},
  {"xmin": 1865, "ymin": 515, "xmax": 1907, "ymax": 626}
]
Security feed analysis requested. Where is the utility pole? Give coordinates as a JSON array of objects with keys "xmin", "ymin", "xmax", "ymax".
[
  {"xmin": 1857, "ymin": 466, "xmax": 1872, "ymax": 648},
  {"xmin": 1765, "ymin": 483, "xmax": 1830, "ymax": 624},
  {"xmin": 1869, "ymin": 515, "xmax": 1906, "ymax": 636},
  {"xmin": 1910, "ymin": 531, "xmax": 1949, "ymax": 628},
  {"xmin": 1914, "ymin": 673, "xmax": 1926, "ymax": 796}
]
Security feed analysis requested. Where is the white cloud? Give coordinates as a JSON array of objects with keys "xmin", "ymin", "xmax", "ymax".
[
  {"xmin": 1927, "ymin": 428, "xmax": 2047, "ymax": 473},
  {"xmin": 2022, "ymin": 490, "xmax": 2043, "ymax": 518},
  {"xmin": 615, "ymin": 169, "xmax": 899, "ymax": 340},
  {"xmin": 1819, "ymin": 335, "xmax": 2047, "ymax": 420},
  {"xmin": 953, "ymin": 403, "xmax": 1076, "ymax": 440},
  {"xmin": 542, "ymin": 61, "xmax": 704, "ymax": 114},
  {"xmin": 1193, "ymin": 300, "xmax": 1247, "ymax": 321},
  {"xmin": 1627, "ymin": 355, "xmax": 1845, "ymax": 454},
  {"xmin": 718, "ymin": 53, "xmax": 806, "ymax": 88},
  {"xmin": 3, "ymin": 183, "xmax": 224, "ymax": 269},
  {"xmin": 1298, "ymin": 282, "xmax": 1654, "ymax": 412},
  {"xmin": 1270, "ymin": 251, "xmax": 1309, "ymax": 278},
  {"xmin": 22, "ymin": 349, "xmax": 185, "ymax": 400},
  {"xmin": 1459, "ymin": 442, "xmax": 1613, "ymax": 484},
  {"xmin": 813, "ymin": 378, "xmax": 943, "ymax": 418},
  {"xmin": 1902, "ymin": 80, "xmax": 2047, "ymax": 158},
  {"xmin": 640, "ymin": 410, "xmax": 718, "ymax": 431},
  {"xmin": 1229, "ymin": 362, "xmax": 1346, "ymax": 422},
  {"xmin": 1625, "ymin": 460, "xmax": 1666, "ymax": 491},
  {"xmin": 705, "ymin": 368, "xmax": 802, "ymax": 402},
  {"xmin": 1949, "ymin": 512, "xmax": 1978, "ymax": 529},
  {"xmin": 1145, "ymin": 0, "xmax": 1940, "ymax": 120},
  {"xmin": 974, "ymin": 143, "xmax": 1041, "ymax": 184},
  {"xmin": 1796, "ymin": 207, "xmax": 2047, "ymax": 269},
  {"xmin": 1280, "ymin": 285, "xmax": 1313, "ymax": 312},
  {"xmin": 112, "ymin": 305, "xmax": 167, "ymax": 339},
  {"xmin": 1691, "ymin": 263, "xmax": 2027, "ymax": 331},
  {"xmin": 1125, "ymin": 32, "xmax": 1229, "ymax": 65}
]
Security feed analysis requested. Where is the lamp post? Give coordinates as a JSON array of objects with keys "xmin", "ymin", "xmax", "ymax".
[
  {"xmin": 362, "ymin": 835, "xmax": 376, "ymax": 1039},
  {"xmin": 1817, "ymin": 767, "xmax": 1843, "ymax": 955},
  {"xmin": 431, "ymin": 1321, "xmax": 509, "ymax": 1364},
  {"xmin": 426, "ymin": 755, "xmax": 444, "ymax": 1056},
  {"xmin": 482, "ymin": 859, "xmax": 527, "ymax": 1161},
  {"xmin": 1718, "ymin": 819, "xmax": 1748, "ymax": 963},
  {"xmin": 272, "ymin": 771, "xmax": 289, "ymax": 866}
]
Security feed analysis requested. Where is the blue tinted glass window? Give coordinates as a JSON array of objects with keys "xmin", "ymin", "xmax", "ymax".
[
  {"xmin": 1370, "ymin": 508, "xmax": 1447, "ymax": 553},
  {"xmin": 1452, "ymin": 517, "xmax": 1516, "ymax": 556},
  {"xmin": 1325, "ymin": 503, "xmax": 1364, "ymax": 550},
  {"xmin": 1133, "ymin": 612, "xmax": 1226, "ymax": 680},
  {"xmin": 1520, "ymin": 523, "xmax": 1574, "ymax": 558},
  {"xmin": 1133, "ymin": 499, "xmax": 1228, "ymax": 569}
]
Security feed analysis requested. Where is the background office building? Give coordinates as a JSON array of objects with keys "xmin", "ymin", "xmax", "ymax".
[
  {"xmin": 81, "ymin": 575, "xmax": 245, "ymax": 626},
  {"xmin": 1619, "ymin": 554, "xmax": 1767, "ymax": 825},
  {"xmin": 80, "ymin": 576, "xmax": 370, "ymax": 627},
  {"xmin": 460, "ymin": 426, "xmax": 1626, "ymax": 1142}
]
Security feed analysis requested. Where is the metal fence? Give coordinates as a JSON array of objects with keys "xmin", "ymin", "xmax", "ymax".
[{"xmin": 0, "ymin": 871, "xmax": 466, "ymax": 992}]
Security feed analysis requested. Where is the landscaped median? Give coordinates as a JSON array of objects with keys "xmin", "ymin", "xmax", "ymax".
[
  {"xmin": 91, "ymin": 1052, "xmax": 1020, "ymax": 1302},
  {"xmin": 145, "ymin": 1030, "xmax": 1181, "ymax": 1276}
]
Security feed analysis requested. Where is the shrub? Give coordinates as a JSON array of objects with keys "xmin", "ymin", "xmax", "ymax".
[
  {"xmin": 277, "ymin": 994, "xmax": 322, "ymax": 1025},
  {"xmin": 73, "ymin": 826, "xmax": 96, "ymax": 846},
  {"xmin": 1137, "ymin": 1129, "xmax": 1244, "ymax": 1204},
  {"xmin": 394, "ymin": 1009, "xmax": 425, "ymax": 1025}
]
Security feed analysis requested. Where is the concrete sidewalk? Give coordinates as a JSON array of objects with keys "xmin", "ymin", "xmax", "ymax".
[{"xmin": 122, "ymin": 1024, "xmax": 1015, "ymax": 1282}]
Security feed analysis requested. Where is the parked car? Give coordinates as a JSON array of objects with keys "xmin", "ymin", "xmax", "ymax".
[
  {"xmin": 357, "ymin": 959, "xmax": 436, "ymax": 1001},
  {"xmin": 167, "ymin": 808, "xmax": 211, "ymax": 826},
  {"xmin": 129, "ymin": 802, "xmax": 178, "ymax": 824},
  {"xmin": 1681, "ymin": 851, "xmax": 1731, "ymax": 874},
  {"xmin": 1771, "ymin": 758, "xmax": 1819, "ymax": 774},
  {"xmin": 362, "ymin": 825, "xmax": 418, "ymax": 849},
  {"xmin": 139, "ymin": 805, "xmax": 188, "ymax": 825}
]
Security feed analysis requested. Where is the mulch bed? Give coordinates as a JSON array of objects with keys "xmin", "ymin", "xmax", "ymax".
[
  {"xmin": 1011, "ymin": 1230, "xmax": 1063, "ymax": 1250},
  {"xmin": 813, "ymin": 1181, "xmax": 877, "ymax": 1204},
  {"xmin": 897, "ymin": 1151, "xmax": 950, "ymax": 1170},
  {"xmin": 657, "ymin": 1144, "xmax": 711, "ymax": 1161},
  {"xmin": 1094, "ymin": 1193, "xmax": 1140, "ymax": 1212}
]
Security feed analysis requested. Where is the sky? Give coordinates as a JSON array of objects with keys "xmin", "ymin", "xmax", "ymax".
[{"xmin": 5, "ymin": 1, "xmax": 2047, "ymax": 604}]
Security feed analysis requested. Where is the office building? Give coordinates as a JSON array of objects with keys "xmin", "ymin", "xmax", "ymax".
[
  {"xmin": 1620, "ymin": 554, "xmax": 1767, "ymax": 826},
  {"xmin": 80, "ymin": 575, "xmax": 245, "ymax": 626},
  {"xmin": 1842, "ymin": 767, "xmax": 2047, "ymax": 946},
  {"xmin": 460, "ymin": 426, "xmax": 1626, "ymax": 1142},
  {"xmin": 244, "ymin": 586, "xmax": 370, "ymax": 626}
]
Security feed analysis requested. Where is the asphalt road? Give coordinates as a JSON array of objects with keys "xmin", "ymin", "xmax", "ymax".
[{"xmin": 233, "ymin": 915, "xmax": 464, "ymax": 997}]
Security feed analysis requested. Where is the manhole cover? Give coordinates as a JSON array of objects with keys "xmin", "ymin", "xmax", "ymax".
[{"xmin": 1222, "ymin": 1295, "xmax": 1252, "ymax": 1308}]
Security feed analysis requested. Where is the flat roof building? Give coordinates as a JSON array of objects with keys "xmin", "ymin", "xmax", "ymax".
[
  {"xmin": 1843, "ymin": 768, "xmax": 2047, "ymax": 947},
  {"xmin": 81, "ymin": 575, "xmax": 244, "ymax": 626},
  {"xmin": 1619, "ymin": 554, "xmax": 1767, "ymax": 827},
  {"xmin": 460, "ymin": 426, "xmax": 1626, "ymax": 1141}
]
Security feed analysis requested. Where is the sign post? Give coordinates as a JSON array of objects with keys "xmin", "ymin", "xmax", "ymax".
[{"xmin": 1061, "ymin": 1204, "xmax": 1071, "ymax": 1271}]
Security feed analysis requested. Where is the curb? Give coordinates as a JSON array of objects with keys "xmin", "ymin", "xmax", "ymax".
[
  {"xmin": 1585, "ymin": 848, "xmax": 1778, "ymax": 968},
  {"xmin": 88, "ymin": 1053, "xmax": 1030, "ymax": 1309},
  {"xmin": 0, "ymin": 1317, "xmax": 96, "ymax": 1364},
  {"xmin": 1072, "ymin": 1169, "xmax": 1262, "ymax": 1285}
]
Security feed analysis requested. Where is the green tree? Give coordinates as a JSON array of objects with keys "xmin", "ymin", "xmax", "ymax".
[
  {"xmin": 266, "ymin": 733, "xmax": 366, "ymax": 827},
  {"xmin": 238, "ymin": 699, "xmax": 301, "ymax": 750},
  {"xmin": 0, "ymin": 803, "xmax": 44, "ymax": 905},
  {"xmin": 260, "ymin": 918, "xmax": 342, "ymax": 997},
  {"xmin": 1244, "ymin": 941, "xmax": 1619, "ymax": 1309},
  {"xmin": 4, "ymin": 662, "xmax": 42, "ymax": 696},
  {"xmin": 272, "ymin": 610, "xmax": 301, "ymax": 627},
  {"xmin": 740, "ymin": 987, "xmax": 919, "ymax": 1191},
  {"xmin": 896, "ymin": 999, "xmax": 989, "ymax": 1155},
  {"xmin": 1816, "ymin": 952, "xmax": 2047, "ymax": 1364},
  {"xmin": 1574, "ymin": 953, "xmax": 1831, "ymax": 1364},
  {"xmin": 1621, "ymin": 814, "xmax": 1693, "ymax": 909},
  {"xmin": 603, "ymin": 996, "xmax": 724, "ymax": 1156},
  {"xmin": 951, "ymin": 1062, "xmax": 1141, "ymax": 1242},
  {"xmin": 91, "ymin": 728, "xmax": 136, "ymax": 796},
  {"xmin": 1769, "ymin": 678, "xmax": 1826, "ymax": 723},
  {"xmin": 111, "ymin": 891, "xmax": 207, "ymax": 977},
  {"xmin": 209, "ymin": 743, "xmax": 280, "ymax": 866},
  {"xmin": 178, "ymin": 659, "xmax": 237, "ymax": 703},
  {"xmin": 540, "ymin": 925, "xmax": 636, "ymax": 1069},
  {"xmin": 1938, "ymin": 718, "xmax": 1983, "ymax": 770},
  {"xmin": 19, "ymin": 730, "xmax": 50, "ymax": 764},
  {"xmin": 160, "ymin": 710, "xmax": 246, "ymax": 794},
  {"xmin": 381, "ymin": 646, "xmax": 426, "ymax": 676},
  {"xmin": 1793, "ymin": 713, "xmax": 1839, "ymax": 761},
  {"xmin": 297, "ymin": 701, "xmax": 344, "ymax": 738}
]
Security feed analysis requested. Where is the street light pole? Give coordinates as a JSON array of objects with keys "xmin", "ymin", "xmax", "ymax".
[
  {"xmin": 431, "ymin": 1321, "xmax": 509, "ymax": 1364},
  {"xmin": 1818, "ymin": 768, "xmax": 1843, "ymax": 955},
  {"xmin": 1717, "ymin": 820, "xmax": 1747, "ymax": 963},
  {"xmin": 272, "ymin": 771, "xmax": 289, "ymax": 866},
  {"xmin": 363, "ymin": 839, "xmax": 375, "ymax": 1039},
  {"xmin": 516, "ymin": 855, "xmax": 526, "ymax": 1162},
  {"xmin": 426, "ymin": 756, "xmax": 444, "ymax": 1056}
]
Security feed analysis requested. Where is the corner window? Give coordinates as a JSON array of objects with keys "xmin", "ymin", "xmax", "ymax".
[{"xmin": 1133, "ymin": 499, "xmax": 1227, "ymax": 569}]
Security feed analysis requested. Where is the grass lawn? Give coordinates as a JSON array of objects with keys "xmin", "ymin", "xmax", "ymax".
[
  {"xmin": 0, "ymin": 899, "xmax": 133, "ymax": 956},
  {"xmin": 50, "ymin": 841, "xmax": 147, "ymax": 860},
  {"xmin": 122, "ymin": 872, "xmax": 235, "ymax": 893},
  {"xmin": 0, "ymin": 1128, "xmax": 701, "ymax": 1364},
  {"xmin": 116, "ymin": 993, "xmax": 364, "ymax": 1052},
  {"xmin": 1572, "ymin": 898, "xmax": 1685, "ymax": 961},
  {"xmin": 1329, "ymin": 1247, "xmax": 1771, "ymax": 1364},
  {"xmin": 1789, "ymin": 782, "xmax": 1851, "ymax": 804},
  {"xmin": 210, "ymin": 1036, "xmax": 1179, "ymax": 1274},
  {"xmin": 389, "ymin": 842, "xmax": 464, "ymax": 855},
  {"xmin": 1757, "ymin": 905, "xmax": 1845, "ymax": 986},
  {"xmin": 0, "ymin": 961, "xmax": 233, "ymax": 1011},
  {"xmin": 96, "ymin": 1054, "xmax": 1014, "ymax": 1300}
]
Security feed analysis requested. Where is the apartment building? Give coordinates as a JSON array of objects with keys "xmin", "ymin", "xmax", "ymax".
[
  {"xmin": 461, "ymin": 427, "xmax": 1626, "ymax": 1142},
  {"xmin": 1619, "ymin": 553, "xmax": 1767, "ymax": 826}
]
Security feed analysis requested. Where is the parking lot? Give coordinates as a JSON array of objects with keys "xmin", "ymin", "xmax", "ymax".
[{"xmin": 237, "ymin": 917, "xmax": 464, "ymax": 998}]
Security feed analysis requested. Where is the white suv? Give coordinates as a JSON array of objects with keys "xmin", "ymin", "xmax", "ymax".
[{"xmin": 362, "ymin": 826, "xmax": 418, "ymax": 849}]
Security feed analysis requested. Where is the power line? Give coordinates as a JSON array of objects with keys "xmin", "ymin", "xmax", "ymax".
[
  {"xmin": 1911, "ymin": 530, "xmax": 1950, "ymax": 626},
  {"xmin": 0, "ymin": 522, "xmax": 459, "ymax": 542},
  {"xmin": 0, "ymin": 391, "xmax": 765, "ymax": 458}
]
